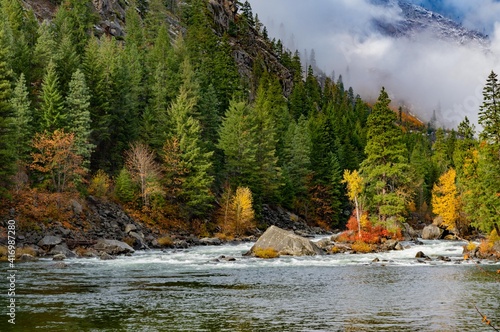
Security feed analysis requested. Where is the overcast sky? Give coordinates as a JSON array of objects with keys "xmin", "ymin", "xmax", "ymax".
[{"xmin": 249, "ymin": 0, "xmax": 500, "ymax": 128}]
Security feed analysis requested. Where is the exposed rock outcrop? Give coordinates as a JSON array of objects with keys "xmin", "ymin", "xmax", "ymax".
[
  {"xmin": 421, "ymin": 224, "xmax": 443, "ymax": 240},
  {"xmin": 94, "ymin": 239, "xmax": 134, "ymax": 255},
  {"xmin": 248, "ymin": 225, "xmax": 324, "ymax": 257}
]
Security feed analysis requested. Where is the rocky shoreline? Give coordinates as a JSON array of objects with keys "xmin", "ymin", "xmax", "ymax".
[
  {"xmin": 0, "ymin": 196, "xmax": 328, "ymax": 262},
  {"xmin": 1, "ymin": 196, "xmax": 499, "ymax": 263}
]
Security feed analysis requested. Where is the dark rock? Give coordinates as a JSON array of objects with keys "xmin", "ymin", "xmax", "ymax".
[
  {"xmin": 174, "ymin": 240, "xmax": 189, "ymax": 249},
  {"xmin": 98, "ymin": 252, "xmax": 115, "ymax": 260},
  {"xmin": 382, "ymin": 239, "xmax": 399, "ymax": 251},
  {"xmin": 401, "ymin": 222, "xmax": 420, "ymax": 240},
  {"xmin": 37, "ymin": 235, "xmax": 62, "ymax": 248},
  {"xmin": 422, "ymin": 224, "xmax": 443, "ymax": 240},
  {"xmin": 52, "ymin": 254, "xmax": 66, "ymax": 261},
  {"xmin": 415, "ymin": 251, "xmax": 431, "ymax": 260},
  {"xmin": 199, "ymin": 237, "xmax": 222, "ymax": 246},
  {"xmin": 249, "ymin": 225, "xmax": 324, "ymax": 256},
  {"xmin": 129, "ymin": 231, "xmax": 148, "ymax": 250},
  {"xmin": 49, "ymin": 244, "xmax": 77, "ymax": 258},
  {"xmin": 218, "ymin": 255, "xmax": 236, "ymax": 262},
  {"xmin": 394, "ymin": 243, "xmax": 404, "ymax": 251},
  {"xmin": 50, "ymin": 262, "xmax": 68, "ymax": 269},
  {"xmin": 18, "ymin": 254, "xmax": 37, "ymax": 262},
  {"xmin": 94, "ymin": 239, "xmax": 134, "ymax": 255},
  {"xmin": 372, "ymin": 257, "xmax": 380, "ymax": 262},
  {"xmin": 437, "ymin": 255, "xmax": 451, "ymax": 262}
]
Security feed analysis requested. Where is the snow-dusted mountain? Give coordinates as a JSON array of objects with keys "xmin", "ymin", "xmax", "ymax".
[{"xmin": 371, "ymin": 0, "xmax": 488, "ymax": 47}]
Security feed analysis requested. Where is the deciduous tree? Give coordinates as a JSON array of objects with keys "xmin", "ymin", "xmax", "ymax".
[{"xmin": 31, "ymin": 130, "xmax": 85, "ymax": 192}]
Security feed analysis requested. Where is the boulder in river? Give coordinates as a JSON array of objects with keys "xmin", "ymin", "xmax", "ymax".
[
  {"xmin": 421, "ymin": 224, "xmax": 443, "ymax": 240},
  {"xmin": 248, "ymin": 225, "xmax": 324, "ymax": 257},
  {"xmin": 94, "ymin": 239, "xmax": 134, "ymax": 255}
]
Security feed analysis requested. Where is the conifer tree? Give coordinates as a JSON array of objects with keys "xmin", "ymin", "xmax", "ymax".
[
  {"xmin": 282, "ymin": 116, "xmax": 312, "ymax": 206},
  {"xmin": 251, "ymin": 78, "xmax": 282, "ymax": 202},
  {"xmin": 0, "ymin": 27, "xmax": 14, "ymax": 195},
  {"xmin": 66, "ymin": 69, "xmax": 93, "ymax": 169},
  {"xmin": 218, "ymin": 99, "xmax": 258, "ymax": 189},
  {"xmin": 114, "ymin": 168, "xmax": 136, "ymax": 203},
  {"xmin": 10, "ymin": 73, "xmax": 32, "ymax": 159},
  {"xmin": 39, "ymin": 60, "xmax": 65, "ymax": 132},
  {"xmin": 360, "ymin": 87, "xmax": 412, "ymax": 222},
  {"xmin": 453, "ymin": 117, "xmax": 476, "ymax": 179},
  {"xmin": 479, "ymin": 71, "xmax": 500, "ymax": 146},
  {"xmin": 166, "ymin": 88, "xmax": 214, "ymax": 218},
  {"xmin": 33, "ymin": 21, "xmax": 56, "ymax": 83}
]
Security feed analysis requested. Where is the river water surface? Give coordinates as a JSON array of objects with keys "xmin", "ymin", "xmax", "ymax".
[{"xmin": 1, "ymin": 239, "xmax": 499, "ymax": 331}]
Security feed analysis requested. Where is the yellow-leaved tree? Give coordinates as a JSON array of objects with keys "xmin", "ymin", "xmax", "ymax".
[
  {"xmin": 218, "ymin": 186, "xmax": 255, "ymax": 238},
  {"xmin": 341, "ymin": 169, "xmax": 364, "ymax": 238},
  {"xmin": 432, "ymin": 168, "xmax": 463, "ymax": 234}
]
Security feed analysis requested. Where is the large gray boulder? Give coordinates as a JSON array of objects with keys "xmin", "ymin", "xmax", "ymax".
[
  {"xmin": 249, "ymin": 226, "xmax": 324, "ymax": 256},
  {"xmin": 37, "ymin": 235, "xmax": 62, "ymax": 248},
  {"xmin": 421, "ymin": 224, "xmax": 443, "ymax": 240},
  {"xmin": 94, "ymin": 239, "xmax": 134, "ymax": 255}
]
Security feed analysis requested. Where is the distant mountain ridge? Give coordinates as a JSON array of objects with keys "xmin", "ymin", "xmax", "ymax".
[{"xmin": 370, "ymin": 0, "xmax": 489, "ymax": 47}]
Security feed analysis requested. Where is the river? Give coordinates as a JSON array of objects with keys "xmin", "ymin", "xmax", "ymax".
[{"xmin": 1, "ymin": 239, "xmax": 499, "ymax": 331}]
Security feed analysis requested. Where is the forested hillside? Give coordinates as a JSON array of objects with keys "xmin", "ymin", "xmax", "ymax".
[{"xmin": 0, "ymin": 0, "xmax": 498, "ymax": 249}]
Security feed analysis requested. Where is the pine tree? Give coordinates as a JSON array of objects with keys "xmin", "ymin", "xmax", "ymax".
[
  {"xmin": 114, "ymin": 168, "xmax": 136, "ymax": 203},
  {"xmin": 39, "ymin": 60, "xmax": 65, "ymax": 132},
  {"xmin": 10, "ymin": 73, "xmax": 32, "ymax": 159},
  {"xmin": 33, "ymin": 21, "xmax": 57, "ymax": 84},
  {"xmin": 360, "ymin": 87, "xmax": 412, "ymax": 222},
  {"xmin": 0, "ymin": 26, "xmax": 14, "ymax": 195},
  {"xmin": 167, "ymin": 88, "xmax": 214, "ymax": 218},
  {"xmin": 282, "ymin": 116, "xmax": 312, "ymax": 205},
  {"xmin": 453, "ymin": 117, "xmax": 476, "ymax": 179},
  {"xmin": 66, "ymin": 69, "xmax": 93, "ymax": 169},
  {"xmin": 432, "ymin": 128, "xmax": 451, "ymax": 174},
  {"xmin": 251, "ymin": 76, "xmax": 283, "ymax": 202},
  {"xmin": 479, "ymin": 71, "xmax": 500, "ymax": 145},
  {"xmin": 218, "ymin": 99, "xmax": 258, "ymax": 189}
]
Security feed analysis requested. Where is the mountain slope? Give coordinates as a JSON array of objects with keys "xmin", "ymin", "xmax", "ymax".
[{"xmin": 371, "ymin": 0, "xmax": 488, "ymax": 46}]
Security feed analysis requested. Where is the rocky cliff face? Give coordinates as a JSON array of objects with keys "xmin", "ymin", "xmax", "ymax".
[
  {"xmin": 24, "ymin": 0, "xmax": 293, "ymax": 96},
  {"xmin": 208, "ymin": 0, "xmax": 294, "ymax": 97}
]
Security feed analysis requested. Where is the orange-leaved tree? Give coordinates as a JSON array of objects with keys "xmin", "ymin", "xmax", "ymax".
[{"xmin": 31, "ymin": 129, "xmax": 85, "ymax": 192}]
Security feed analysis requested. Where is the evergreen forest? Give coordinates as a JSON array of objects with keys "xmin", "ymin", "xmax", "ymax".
[{"xmin": 0, "ymin": 0, "xmax": 499, "ymax": 248}]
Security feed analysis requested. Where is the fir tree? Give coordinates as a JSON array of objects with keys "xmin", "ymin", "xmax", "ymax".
[
  {"xmin": 167, "ymin": 88, "xmax": 214, "ymax": 218},
  {"xmin": 479, "ymin": 71, "xmax": 500, "ymax": 145},
  {"xmin": 360, "ymin": 87, "xmax": 412, "ymax": 222},
  {"xmin": 218, "ymin": 99, "xmax": 258, "ymax": 189},
  {"xmin": 66, "ymin": 69, "xmax": 93, "ymax": 169},
  {"xmin": 0, "ymin": 27, "xmax": 14, "ymax": 195},
  {"xmin": 39, "ymin": 60, "xmax": 65, "ymax": 132},
  {"xmin": 10, "ymin": 73, "xmax": 32, "ymax": 159}
]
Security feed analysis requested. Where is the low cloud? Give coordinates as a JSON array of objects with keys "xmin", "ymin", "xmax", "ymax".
[{"xmin": 249, "ymin": 0, "xmax": 500, "ymax": 128}]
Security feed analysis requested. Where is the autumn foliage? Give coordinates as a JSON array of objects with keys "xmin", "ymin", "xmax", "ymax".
[
  {"xmin": 217, "ymin": 186, "xmax": 255, "ymax": 238},
  {"xmin": 31, "ymin": 130, "xmax": 86, "ymax": 192},
  {"xmin": 338, "ymin": 213, "xmax": 402, "ymax": 244}
]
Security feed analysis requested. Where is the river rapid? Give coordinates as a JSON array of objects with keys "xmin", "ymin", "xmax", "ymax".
[{"xmin": 1, "ymin": 239, "xmax": 499, "ymax": 331}]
